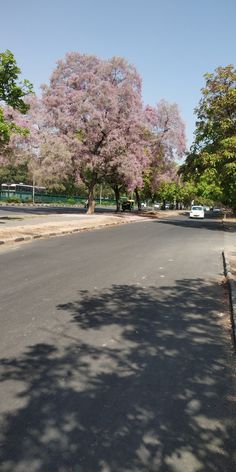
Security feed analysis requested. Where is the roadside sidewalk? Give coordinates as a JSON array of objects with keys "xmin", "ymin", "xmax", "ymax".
[
  {"xmin": 223, "ymin": 217, "xmax": 236, "ymax": 346},
  {"xmin": 0, "ymin": 212, "xmax": 146, "ymax": 246},
  {"xmin": 223, "ymin": 218, "xmax": 236, "ymax": 281},
  {"xmin": 0, "ymin": 207, "xmax": 184, "ymax": 246}
]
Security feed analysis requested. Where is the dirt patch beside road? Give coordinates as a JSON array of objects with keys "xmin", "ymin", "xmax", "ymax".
[{"xmin": 0, "ymin": 216, "xmax": 125, "ymax": 242}]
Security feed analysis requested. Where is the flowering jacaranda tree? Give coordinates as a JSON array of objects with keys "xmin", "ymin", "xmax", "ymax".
[
  {"xmin": 42, "ymin": 53, "xmax": 149, "ymax": 213},
  {"xmin": 1, "ymin": 52, "xmax": 186, "ymax": 211},
  {"xmin": 143, "ymin": 100, "xmax": 186, "ymax": 201},
  {"xmin": 1, "ymin": 95, "xmax": 73, "ymax": 191}
]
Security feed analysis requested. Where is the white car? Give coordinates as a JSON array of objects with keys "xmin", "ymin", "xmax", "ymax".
[{"xmin": 190, "ymin": 205, "xmax": 205, "ymax": 219}]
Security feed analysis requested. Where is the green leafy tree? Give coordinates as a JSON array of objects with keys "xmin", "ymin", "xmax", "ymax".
[
  {"xmin": 157, "ymin": 182, "xmax": 177, "ymax": 205},
  {"xmin": 0, "ymin": 49, "xmax": 33, "ymax": 148},
  {"xmin": 181, "ymin": 65, "xmax": 236, "ymax": 208},
  {"xmin": 178, "ymin": 182, "xmax": 196, "ymax": 207},
  {"xmin": 0, "ymin": 162, "xmax": 29, "ymax": 185},
  {"xmin": 194, "ymin": 65, "xmax": 236, "ymax": 148}
]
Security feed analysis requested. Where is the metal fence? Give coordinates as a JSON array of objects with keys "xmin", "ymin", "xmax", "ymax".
[{"xmin": 0, "ymin": 191, "xmax": 116, "ymax": 206}]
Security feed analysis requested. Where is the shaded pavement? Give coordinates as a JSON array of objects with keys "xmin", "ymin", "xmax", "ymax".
[{"xmin": 0, "ymin": 281, "xmax": 235, "ymax": 472}]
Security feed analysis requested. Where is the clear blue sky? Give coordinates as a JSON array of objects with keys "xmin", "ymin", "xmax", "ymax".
[{"xmin": 1, "ymin": 0, "xmax": 235, "ymax": 148}]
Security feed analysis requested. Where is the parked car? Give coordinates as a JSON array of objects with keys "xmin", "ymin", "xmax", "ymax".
[
  {"xmin": 189, "ymin": 205, "xmax": 205, "ymax": 219},
  {"xmin": 154, "ymin": 203, "xmax": 160, "ymax": 209},
  {"xmin": 161, "ymin": 203, "xmax": 170, "ymax": 210}
]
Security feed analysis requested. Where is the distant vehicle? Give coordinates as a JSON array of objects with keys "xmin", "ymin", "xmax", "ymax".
[
  {"xmin": 213, "ymin": 208, "xmax": 222, "ymax": 213},
  {"xmin": 190, "ymin": 205, "xmax": 205, "ymax": 219},
  {"xmin": 204, "ymin": 206, "xmax": 210, "ymax": 211},
  {"xmin": 160, "ymin": 203, "xmax": 170, "ymax": 210},
  {"xmin": 154, "ymin": 203, "xmax": 160, "ymax": 209},
  {"xmin": 141, "ymin": 202, "xmax": 147, "ymax": 208},
  {"xmin": 1, "ymin": 183, "xmax": 46, "ymax": 195},
  {"xmin": 122, "ymin": 199, "xmax": 134, "ymax": 211}
]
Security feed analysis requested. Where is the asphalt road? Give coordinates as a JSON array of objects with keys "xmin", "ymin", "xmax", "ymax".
[{"xmin": 0, "ymin": 215, "xmax": 235, "ymax": 472}]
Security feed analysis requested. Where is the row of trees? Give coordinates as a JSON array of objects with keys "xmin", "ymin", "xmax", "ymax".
[
  {"xmin": 0, "ymin": 51, "xmax": 186, "ymax": 212},
  {"xmin": 1, "ymin": 51, "xmax": 235, "ymax": 212}
]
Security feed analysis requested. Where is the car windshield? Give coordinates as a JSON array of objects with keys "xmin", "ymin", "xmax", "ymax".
[{"xmin": 192, "ymin": 206, "xmax": 203, "ymax": 211}]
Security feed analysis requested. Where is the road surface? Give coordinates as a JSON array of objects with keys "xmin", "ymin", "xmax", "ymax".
[{"xmin": 0, "ymin": 215, "xmax": 235, "ymax": 472}]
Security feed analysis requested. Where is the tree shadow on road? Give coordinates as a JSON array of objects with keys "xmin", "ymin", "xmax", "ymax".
[
  {"xmin": 0, "ymin": 216, "xmax": 23, "ymax": 223},
  {"xmin": 223, "ymin": 221, "xmax": 236, "ymax": 234},
  {"xmin": 0, "ymin": 206, "xmax": 116, "ymax": 216},
  {"xmin": 153, "ymin": 217, "xmax": 224, "ymax": 232},
  {"xmin": 0, "ymin": 279, "xmax": 236, "ymax": 471}
]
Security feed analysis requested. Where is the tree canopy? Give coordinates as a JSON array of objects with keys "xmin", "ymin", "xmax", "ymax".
[
  {"xmin": 1, "ymin": 50, "xmax": 187, "ymax": 211},
  {"xmin": 181, "ymin": 65, "xmax": 236, "ymax": 208},
  {"xmin": 143, "ymin": 100, "xmax": 186, "ymax": 201},
  {"xmin": 0, "ymin": 49, "xmax": 33, "ymax": 149},
  {"xmin": 42, "ymin": 53, "xmax": 149, "ymax": 212}
]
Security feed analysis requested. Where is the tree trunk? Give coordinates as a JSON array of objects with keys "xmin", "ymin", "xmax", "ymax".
[
  {"xmin": 135, "ymin": 188, "xmax": 141, "ymax": 211},
  {"xmin": 113, "ymin": 184, "xmax": 121, "ymax": 212},
  {"xmin": 87, "ymin": 184, "xmax": 95, "ymax": 214}
]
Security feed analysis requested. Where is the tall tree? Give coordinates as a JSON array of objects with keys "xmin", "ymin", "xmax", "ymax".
[
  {"xmin": 181, "ymin": 65, "xmax": 236, "ymax": 208},
  {"xmin": 143, "ymin": 100, "xmax": 186, "ymax": 200},
  {"xmin": 194, "ymin": 65, "xmax": 236, "ymax": 148},
  {"xmin": 42, "ymin": 53, "xmax": 148, "ymax": 213}
]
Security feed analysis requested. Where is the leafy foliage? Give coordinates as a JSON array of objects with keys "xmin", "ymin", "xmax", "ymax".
[
  {"xmin": 0, "ymin": 161, "xmax": 29, "ymax": 185},
  {"xmin": 0, "ymin": 50, "xmax": 33, "ymax": 112},
  {"xmin": 143, "ymin": 101, "xmax": 186, "ymax": 200},
  {"xmin": 181, "ymin": 65, "xmax": 236, "ymax": 208},
  {"xmin": 0, "ymin": 50, "xmax": 33, "ymax": 149},
  {"xmin": 194, "ymin": 65, "xmax": 236, "ymax": 149}
]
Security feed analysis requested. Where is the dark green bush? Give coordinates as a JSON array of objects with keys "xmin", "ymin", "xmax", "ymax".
[
  {"xmin": 6, "ymin": 197, "xmax": 22, "ymax": 203},
  {"xmin": 66, "ymin": 198, "xmax": 77, "ymax": 205}
]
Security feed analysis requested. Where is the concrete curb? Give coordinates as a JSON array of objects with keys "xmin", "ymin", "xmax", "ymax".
[{"xmin": 222, "ymin": 250, "xmax": 236, "ymax": 347}]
